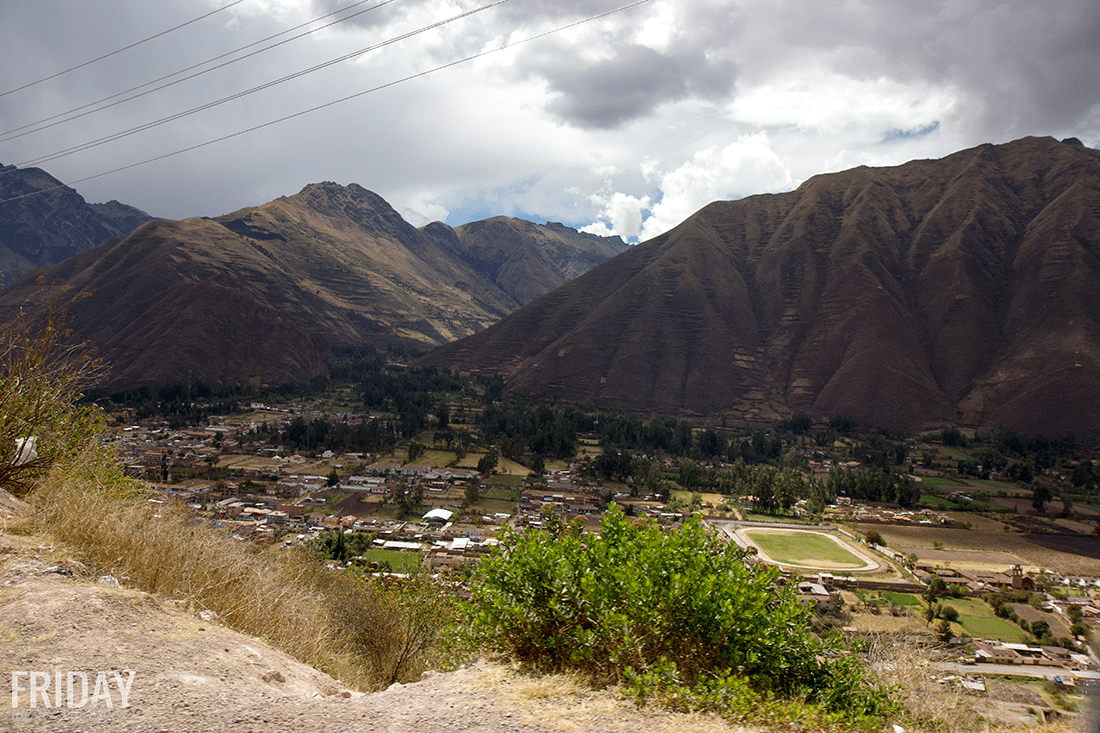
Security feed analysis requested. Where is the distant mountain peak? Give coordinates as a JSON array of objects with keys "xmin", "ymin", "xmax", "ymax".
[
  {"xmin": 0, "ymin": 164, "xmax": 156, "ymax": 285},
  {"xmin": 0, "ymin": 181, "xmax": 625, "ymax": 388},
  {"xmin": 419, "ymin": 136, "xmax": 1100, "ymax": 439}
]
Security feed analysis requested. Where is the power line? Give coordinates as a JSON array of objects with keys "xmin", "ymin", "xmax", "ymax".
[
  {"xmin": 0, "ymin": 0, "xmax": 395, "ymax": 144},
  {"xmin": 0, "ymin": 0, "xmax": 651, "ymax": 208},
  {"xmin": 0, "ymin": 0, "xmax": 248, "ymax": 99},
  {"xmin": 15, "ymin": 0, "xmax": 510, "ymax": 170}
]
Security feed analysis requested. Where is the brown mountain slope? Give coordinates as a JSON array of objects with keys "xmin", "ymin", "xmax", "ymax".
[
  {"xmin": 0, "ymin": 164, "xmax": 155, "ymax": 284},
  {"xmin": 418, "ymin": 137, "xmax": 1100, "ymax": 438},
  {"xmin": 422, "ymin": 217, "xmax": 629, "ymax": 305},
  {"xmin": 0, "ymin": 183, "xmax": 524, "ymax": 387}
]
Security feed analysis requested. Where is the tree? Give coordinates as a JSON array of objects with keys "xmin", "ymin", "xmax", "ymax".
[
  {"xmin": 863, "ymin": 530, "xmax": 885, "ymax": 546},
  {"xmin": 393, "ymin": 482, "xmax": 412, "ymax": 516},
  {"xmin": 477, "ymin": 451, "xmax": 498, "ymax": 476},
  {"xmin": 924, "ymin": 575, "xmax": 947, "ymax": 615},
  {"xmin": 1032, "ymin": 483, "xmax": 1053, "ymax": 512},
  {"xmin": 753, "ymin": 470, "xmax": 777, "ymax": 514},
  {"xmin": 464, "ymin": 482, "xmax": 480, "ymax": 506},
  {"xmin": 327, "ymin": 468, "xmax": 340, "ymax": 487},
  {"xmin": 783, "ymin": 412, "xmax": 813, "ymax": 435}
]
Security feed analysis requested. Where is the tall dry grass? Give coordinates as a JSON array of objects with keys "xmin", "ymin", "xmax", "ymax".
[
  {"xmin": 865, "ymin": 636, "xmax": 1088, "ymax": 732},
  {"xmin": 29, "ymin": 447, "xmax": 452, "ymax": 691},
  {"xmin": 1, "ymin": 291, "xmax": 454, "ymax": 693}
]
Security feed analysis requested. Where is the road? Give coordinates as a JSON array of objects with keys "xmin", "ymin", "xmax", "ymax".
[{"xmin": 934, "ymin": 662, "xmax": 1100, "ymax": 682}]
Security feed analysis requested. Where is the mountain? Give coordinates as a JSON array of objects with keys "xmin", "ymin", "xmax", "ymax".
[
  {"xmin": 422, "ymin": 217, "xmax": 628, "ymax": 305},
  {"xmin": 0, "ymin": 163, "xmax": 155, "ymax": 285},
  {"xmin": 0, "ymin": 182, "xmax": 623, "ymax": 388},
  {"xmin": 418, "ymin": 137, "xmax": 1100, "ymax": 439}
]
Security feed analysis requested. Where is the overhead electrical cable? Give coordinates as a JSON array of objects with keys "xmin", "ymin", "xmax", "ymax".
[
  {"xmin": 0, "ymin": 0, "xmax": 247, "ymax": 99},
  {"xmin": 0, "ymin": 0, "xmax": 651, "ymax": 207},
  {"xmin": 15, "ymin": 0, "xmax": 511, "ymax": 169},
  {"xmin": 0, "ymin": 0, "xmax": 397, "ymax": 143}
]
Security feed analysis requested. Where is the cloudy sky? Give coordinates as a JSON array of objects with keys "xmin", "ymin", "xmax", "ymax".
[{"xmin": 2, "ymin": 0, "xmax": 1098, "ymax": 242}]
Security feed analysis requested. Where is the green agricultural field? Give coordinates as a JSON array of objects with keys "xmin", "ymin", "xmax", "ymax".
[
  {"xmin": 958, "ymin": 615, "xmax": 1029, "ymax": 642},
  {"xmin": 940, "ymin": 597, "xmax": 1029, "ymax": 643},
  {"xmin": 919, "ymin": 494, "xmax": 956, "ymax": 508},
  {"xmin": 747, "ymin": 531, "xmax": 866, "ymax": 568},
  {"xmin": 471, "ymin": 499, "xmax": 515, "ymax": 515},
  {"xmin": 880, "ymin": 591, "xmax": 923, "ymax": 610},
  {"xmin": 484, "ymin": 474, "xmax": 525, "ymax": 487},
  {"xmin": 418, "ymin": 450, "xmax": 456, "ymax": 466},
  {"xmin": 359, "ymin": 549, "xmax": 424, "ymax": 573},
  {"xmin": 481, "ymin": 486, "xmax": 522, "ymax": 501},
  {"xmin": 916, "ymin": 476, "xmax": 966, "ymax": 485}
]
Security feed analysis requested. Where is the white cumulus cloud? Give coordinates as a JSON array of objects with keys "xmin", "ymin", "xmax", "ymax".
[
  {"xmin": 637, "ymin": 133, "xmax": 793, "ymax": 241},
  {"xmin": 582, "ymin": 191, "xmax": 651, "ymax": 239}
]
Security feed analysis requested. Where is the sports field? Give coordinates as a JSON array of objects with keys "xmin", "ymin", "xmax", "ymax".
[{"xmin": 743, "ymin": 529, "xmax": 871, "ymax": 570}]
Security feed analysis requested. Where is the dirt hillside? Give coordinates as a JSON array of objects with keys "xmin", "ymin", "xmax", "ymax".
[{"xmin": 0, "ymin": 530, "xmax": 748, "ymax": 733}]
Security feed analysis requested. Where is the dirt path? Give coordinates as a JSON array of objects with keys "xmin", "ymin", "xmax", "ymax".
[{"xmin": 0, "ymin": 532, "xmax": 749, "ymax": 733}]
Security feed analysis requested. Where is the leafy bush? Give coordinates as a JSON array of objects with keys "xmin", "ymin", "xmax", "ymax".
[{"xmin": 469, "ymin": 504, "xmax": 896, "ymax": 725}]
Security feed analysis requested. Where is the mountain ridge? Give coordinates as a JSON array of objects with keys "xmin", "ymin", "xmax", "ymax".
[
  {"xmin": 417, "ymin": 136, "xmax": 1100, "ymax": 438},
  {"xmin": 0, "ymin": 181, "xmax": 625, "ymax": 388},
  {"xmin": 0, "ymin": 163, "xmax": 156, "ymax": 285}
]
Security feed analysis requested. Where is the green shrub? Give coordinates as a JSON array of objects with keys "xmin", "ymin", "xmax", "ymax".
[{"xmin": 469, "ymin": 504, "xmax": 896, "ymax": 725}]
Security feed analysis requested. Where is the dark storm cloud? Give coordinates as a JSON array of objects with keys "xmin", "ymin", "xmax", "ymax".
[
  {"xmin": 737, "ymin": 0, "xmax": 1100, "ymax": 140},
  {"xmin": 527, "ymin": 41, "xmax": 736, "ymax": 130},
  {"xmin": 4, "ymin": 0, "xmax": 1100, "ymax": 229}
]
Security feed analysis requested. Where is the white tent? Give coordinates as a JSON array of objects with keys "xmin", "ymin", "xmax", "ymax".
[{"xmin": 422, "ymin": 508, "xmax": 454, "ymax": 524}]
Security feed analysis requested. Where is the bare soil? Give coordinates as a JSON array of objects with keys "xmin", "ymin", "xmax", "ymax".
[
  {"xmin": 854, "ymin": 523, "xmax": 1100, "ymax": 575},
  {"xmin": 0, "ymin": 531, "xmax": 749, "ymax": 733}
]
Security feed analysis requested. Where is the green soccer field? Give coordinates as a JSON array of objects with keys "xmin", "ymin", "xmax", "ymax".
[{"xmin": 747, "ymin": 531, "xmax": 866, "ymax": 568}]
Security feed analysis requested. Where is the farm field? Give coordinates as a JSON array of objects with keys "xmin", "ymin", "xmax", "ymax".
[
  {"xmin": 740, "ymin": 511, "xmax": 817, "ymax": 524},
  {"xmin": 914, "ymin": 476, "xmax": 965, "ymax": 486},
  {"xmin": 744, "ymin": 529, "xmax": 868, "ymax": 569},
  {"xmin": 471, "ymin": 499, "xmax": 515, "ymax": 515},
  {"xmin": 853, "ymin": 523, "xmax": 1100, "ymax": 575},
  {"xmin": 918, "ymin": 494, "xmax": 956, "ymax": 509},
  {"xmin": 844, "ymin": 592, "xmax": 1032, "ymax": 642},
  {"xmin": 941, "ymin": 512, "xmax": 1008, "ymax": 532},
  {"xmin": 216, "ymin": 454, "xmax": 285, "ymax": 471},
  {"xmin": 481, "ymin": 486, "xmax": 521, "ymax": 501},
  {"xmin": 940, "ymin": 598, "xmax": 1029, "ymax": 643},
  {"xmin": 900, "ymin": 547, "xmax": 1023, "ymax": 568},
  {"xmin": 1009, "ymin": 602, "xmax": 1073, "ymax": 639},
  {"xmin": 359, "ymin": 548, "xmax": 424, "ymax": 573},
  {"xmin": 417, "ymin": 450, "xmax": 457, "ymax": 466},
  {"xmin": 880, "ymin": 591, "xmax": 923, "ymax": 610}
]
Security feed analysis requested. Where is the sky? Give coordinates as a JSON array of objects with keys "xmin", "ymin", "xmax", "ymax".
[{"xmin": 1, "ymin": 0, "xmax": 1098, "ymax": 243}]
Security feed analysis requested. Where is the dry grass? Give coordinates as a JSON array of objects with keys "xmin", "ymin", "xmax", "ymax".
[
  {"xmin": 865, "ymin": 637, "xmax": 1090, "ymax": 733},
  {"xmin": 465, "ymin": 661, "xmax": 757, "ymax": 733},
  {"xmin": 25, "ymin": 448, "xmax": 450, "ymax": 692},
  {"xmin": 867, "ymin": 638, "xmax": 983, "ymax": 732}
]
